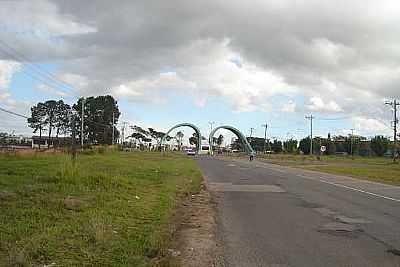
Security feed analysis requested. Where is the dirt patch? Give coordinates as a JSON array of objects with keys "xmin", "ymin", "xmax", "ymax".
[
  {"xmin": 167, "ymin": 181, "xmax": 218, "ymax": 267},
  {"xmin": 63, "ymin": 196, "xmax": 88, "ymax": 211}
]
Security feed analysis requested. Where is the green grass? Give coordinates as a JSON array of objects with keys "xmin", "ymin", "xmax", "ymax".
[
  {"xmin": 258, "ymin": 154, "xmax": 400, "ymax": 186},
  {"xmin": 0, "ymin": 151, "xmax": 202, "ymax": 267}
]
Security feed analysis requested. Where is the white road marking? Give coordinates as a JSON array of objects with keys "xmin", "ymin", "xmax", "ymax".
[{"xmin": 297, "ymin": 174, "xmax": 400, "ymax": 203}]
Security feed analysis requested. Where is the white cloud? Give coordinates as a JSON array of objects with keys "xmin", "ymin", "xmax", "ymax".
[
  {"xmin": 281, "ymin": 100, "xmax": 296, "ymax": 113},
  {"xmin": 37, "ymin": 84, "xmax": 68, "ymax": 97},
  {"xmin": 351, "ymin": 116, "xmax": 392, "ymax": 136},
  {"xmin": 306, "ymin": 96, "xmax": 343, "ymax": 113},
  {"xmin": 0, "ymin": 60, "xmax": 21, "ymax": 109},
  {"xmin": 0, "ymin": 60, "xmax": 21, "ymax": 89}
]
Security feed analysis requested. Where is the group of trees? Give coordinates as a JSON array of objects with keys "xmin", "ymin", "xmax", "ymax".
[
  {"xmin": 230, "ymin": 133, "xmax": 393, "ymax": 157},
  {"xmin": 27, "ymin": 95, "xmax": 120, "ymax": 148},
  {"xmin": 298, "ymin": 134, "xmax": 391, "ymax": 156},
  {"xmin": 28, "ymin": 100, "xmax": 72, "ymax": 148},
  {"xmin": 127, "ymin": 125, "xmax": 168, "ymax": 148}
]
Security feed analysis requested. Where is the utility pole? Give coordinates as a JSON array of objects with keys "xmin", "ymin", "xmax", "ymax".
[
  {"xmin": 112, "ymin": 111, "xmax": 115, "ymax": 145},
  {"xmin": 209, "ymin": 121, "xmax": 215, "ymax": 132},
  {"xmin": 81, "ymin": 98, "xmax": 85, "ymax": 149},
  {"xmin": 249, "ymin": 127, "xmax": 255, "ymax": 145},
  {"xmin": 305, "ymin": 115, "xmax": 314, "ymax": 155},
  {"xmin": 71, "ymin": 115, "xmax": 77, "ymax": 162},
  {"xmin": 386, "ymin": 99, "xmax": 400, "ymax": 162},
  {"xmin": 350, "ymin": 129, "xmax": 354, "ymax": 159},
  {"xmin": 121, "ymin": 121, "xmax": 127, "ymax": 146},
  {"xmin": 262, "ymin": 123, "xmax": 268, "ymax": 154}
]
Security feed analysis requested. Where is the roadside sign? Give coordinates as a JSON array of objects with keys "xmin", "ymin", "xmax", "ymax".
[{"xmin": 320, "ymin": 146, "xmax": 326, "ymax": 152}]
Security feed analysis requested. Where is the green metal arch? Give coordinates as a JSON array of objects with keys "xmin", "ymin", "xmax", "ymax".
[
  {"xmin": 209, "ymin": 125, "xmax": 255, "ymax": 156},
  {"xmin": 161, "ymin": 123, "xmax": 202, "ymax": 153}
]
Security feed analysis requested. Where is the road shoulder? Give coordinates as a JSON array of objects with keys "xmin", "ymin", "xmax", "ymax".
[{"xmin": 163, "ymin": 180, "xmax": 220, "ymax": 267}]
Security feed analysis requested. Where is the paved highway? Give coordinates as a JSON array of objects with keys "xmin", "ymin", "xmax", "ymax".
[{"xmin": 196, "ymin": 156, "xmax": 400, "ymax": 267}]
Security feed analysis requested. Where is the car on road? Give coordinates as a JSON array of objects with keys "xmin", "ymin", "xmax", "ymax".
[{"xmin": 186, "ymin": 149, "xmax": 196, "ymax": 156}]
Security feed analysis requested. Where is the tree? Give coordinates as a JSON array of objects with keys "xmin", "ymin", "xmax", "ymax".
[
  {"xmin": 189, "ymin": 132, "xmax": 199, "ymax": 146},
  {"xmin": 299, "ymin": 137, "xmax": 311, "ymax": 154},
  {"xmin": 0, "ymin": 132, "xmax": 8, "ymax": 145},
  {"xmin": 129, "ymin": 125, "xmax": 150, "ymax": 145},
  {"xmin": 216, "ymin": 134, "xmax": 224, "ymax": 147},
  {"xmin": 271, "ymin": 139, "xmax": 283, "ymax": 153},
  {"xmin": 73, "ymin": 95, "xmax": 120, "ymax": 145},
  {"xmin": 371, "ymin": 135, "xmax": 389, "ymax": 156},
  {"xmin": 231, "ymin": 138, "xmax": 244, "ymax": 151},
  {"xmin": 28, "ymin": 102, "xmax": 47, "ymax": 149},
  {"xmin": 326, "ymin": 133, "xmax": 336, "ymax": 155},
  {"xmin": 247, "ymin": 137, "xmax": 267, "ymax": 152},
  {"xmin": 43, "ymin": 100, "xmax": 59, "ymax": 148},
  {"xmin": 148, "ymin": 128, "xmax": 166, "ymax": 145},
  {"xmin": 175, "ymin": 131, "xmax": 184, "ymax": 150},
  {"xmin": 54, "ymin": 100, "xmax": 72, "ymax": 139},
  {"xmin": 283, "ymin": 139, "xmax": 298, "ymax": 153},
  {"xmin": 129, "ymin": 132, "xmax": 147, "ymax": 145},
  {"xmin": 299, "ymin": 137, "xmax": 321, "ymax": 154}
]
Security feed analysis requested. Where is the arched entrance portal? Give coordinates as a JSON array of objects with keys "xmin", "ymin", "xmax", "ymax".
[
  {"xmin": 161, "ymin": 123, "xmax": 202, "ymax": 153},
  {"xmin": 209, "ymin": 125, "xmax": 255, "ymax": 156}
]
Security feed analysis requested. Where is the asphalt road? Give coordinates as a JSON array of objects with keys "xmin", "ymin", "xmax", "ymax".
[{"xmin": 196, "ymin": 156, "xmax": 400, "ymax": 267}]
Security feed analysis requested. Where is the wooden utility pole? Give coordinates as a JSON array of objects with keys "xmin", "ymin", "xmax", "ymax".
[
  {"xmin": 112, "ymin": 111, "xmax": 115, "ymax": 145},
  {"xmin": 81, "ymin": 98, "xmax": 85, "ymax": 149},
  {"xmin": 305, "ymin": 115, "xmax": 314, "ymax": 155},
  {"xmin": 71, "ymin": 116, "xmax": 77, "ymax": 162},
  {"xmin": 262, "ymin": 123, "xmax": 268, "ymax": 154},
  {"xmin": 350, "ymin": 129, "xmax": 354, "ymax": 159},
  {"xmin": 121, "ymin": 122, "xmax": 127, "ymax": 146},
  {"xmin": 250, "ymin": 127, "xmax": 255, "ymax": 146},
  {"xmin": 386, "ymin": 99, "xmax": 399, "ymax": 162}
]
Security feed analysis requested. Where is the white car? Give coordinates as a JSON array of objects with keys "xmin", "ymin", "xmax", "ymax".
[{"xmin": 186, "ymin": 150, "xmax": 196, "ymax": 156}]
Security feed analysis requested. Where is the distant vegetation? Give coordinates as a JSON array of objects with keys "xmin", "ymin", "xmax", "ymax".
[
  {"xmin": 27, "ymin": 95, "xmax": 120, "ymax": 148},
  {"xmin": 245, "ymin": 134, "xmax": 394, "ymax": 157}
]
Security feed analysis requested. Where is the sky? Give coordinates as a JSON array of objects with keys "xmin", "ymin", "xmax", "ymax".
[{"xmin": 0, "ymin": 0, "xmax": 398, "ymax": 142}]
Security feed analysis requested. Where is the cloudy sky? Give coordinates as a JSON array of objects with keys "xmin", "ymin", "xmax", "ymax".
[{"xmin": 0, "ymin": 0, "xmax": 398, "ymax": 141}]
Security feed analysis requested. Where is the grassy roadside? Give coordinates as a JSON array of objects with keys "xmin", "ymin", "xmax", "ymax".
[
  {"xmin": 0, "ymin": 151, "xmax": 202, "ymax": 266},
  {"xmin": 257, "ymin": 154, "xmax": 400, "ymax": 186}
]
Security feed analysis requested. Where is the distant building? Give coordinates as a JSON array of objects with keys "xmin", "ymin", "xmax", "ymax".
[{"xmin": 31, "ymin": 136, "xmax": 72, "ymax": 148}]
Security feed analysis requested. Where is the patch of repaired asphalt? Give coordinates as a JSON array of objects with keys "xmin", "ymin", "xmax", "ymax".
[
  {"xmin": 209, "ymin": 182, "xmax": 285, "ymax": 192},
  {"xmin": 313, "ymin": 207, "xmax": 337, "ymax": 217},
  {"xmin": 318, "ymin": 222, "xmax": 363, "ymax": 237},
  {"xmin": 334, "ymin": 215, "xmax": 371, "ymax": 224}
]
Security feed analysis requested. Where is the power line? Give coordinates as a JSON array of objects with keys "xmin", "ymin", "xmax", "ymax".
[
  {"xmin": 0, "ymin": 39, "xmax": 77, "ymax": 95},
  {"xmin": 0, "ymin": 106, "xmax": 29, "ymax": 119},
  {"xmin": 0, "ymin": 42, "xmax": 78, "ymax": 98},
  {"xmin": 316, "ymin": 116, "xmax": 353, "ymax": 121}
]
